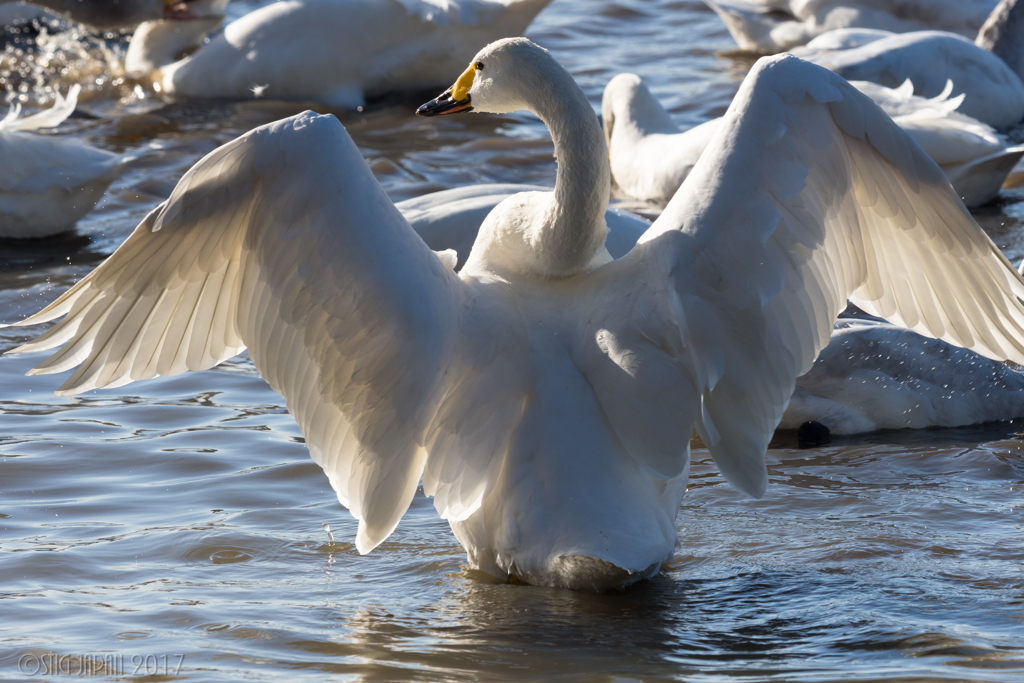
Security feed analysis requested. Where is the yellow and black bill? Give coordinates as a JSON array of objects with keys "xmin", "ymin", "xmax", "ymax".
[
  {"xmin": 416, "ymin": 88, "xmax": 473, "ymax": 117},
  {"xmin": 416, "ymin": 64, "xmax": 476, "ymax": 117}
]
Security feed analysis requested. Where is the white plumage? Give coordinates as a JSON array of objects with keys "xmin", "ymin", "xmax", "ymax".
[
  {"xmin": 124, "ymin": 0, "xmax": 552, "ymax": 108},
  {"xmin": 783, "ymin": 316, "xmax": 1024, "ymax": 433},
  {"xmin": 403, "ymin": 185, "xmax": 1024, "ymax": 436},
  {"xmin": 9, "ymin": 42, "xmax": 1024, "ymax": 591},
  {"xmin": 703, "ymin": 0, "xmax": 998, "ymax": 53},
  {"xmin": 0, "ymin": 86, "xmax": 140, "ymax": 238},
  {"xmin": 603, "ymin": 73, "xmax": 1024, "ymax": 208},
  {"xmin": 791, "ymin": 28, "xmax": 1024, "ymax": 130},
  {"xmin": 397, "ymin": 184, "xmax": 651, "ymax": 269}
]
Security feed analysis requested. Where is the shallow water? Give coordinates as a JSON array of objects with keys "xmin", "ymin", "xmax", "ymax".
[{"xmin": 1, "ymin": 1, "xmax": 1024, "ymax": 681}]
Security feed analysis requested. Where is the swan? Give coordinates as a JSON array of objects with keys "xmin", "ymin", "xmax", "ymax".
[
  {"xmin": 403, "ymin": 186, "xmax": 1024, "ymax": 437},
  {"xmin": 604, "ymin": 73, "xmax": 1024, "ymax": 207},
  {"xmin": 703, "ymin": 0, "xmax": 998, "ymax": 53},
  {"xmin": 782, "ymin": 315, "xmax": 1024, "ymax": 434},
  {"xmin": 0, "ymin": 0, "xmax": 217, "ymax": 30},
  {"xmin": 601, "ymin": 74, "xmax": 722, "ymax": 207},
  {"xmin": 9, "ymin": 41, "xmax": 1024, "ymax": 591},
  {"xmin": 123, "ymin": 0, "xmax": 553, "ymax": 108},
  {"xmin": 789, "ymin": 10, "xmax": 1024, "ymax": 131},
  {"xmin": 0, "ymin": 86, "xmax": 142, "ymax": 238}
]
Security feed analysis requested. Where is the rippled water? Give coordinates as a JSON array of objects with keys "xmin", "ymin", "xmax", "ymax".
[{"xmin": 2, "ymin": 1, "xmax": 1024, "ymax": 681}]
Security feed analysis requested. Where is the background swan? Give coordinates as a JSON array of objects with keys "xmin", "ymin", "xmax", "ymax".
[
  {"xmin": 0, "ymin": 86, "xmax": 142, "ymax": 238},
  {"xmin": 603, "ymin": 73, "xmax": 1023, "ymax": 207},
  {"xmin": 782, "ymin": 316, "xmax": 1024, "ymax": 434},
  {"xmin": 124, "ymin": 0, "xmax": 553, "ymax": 108},
  {"xmin": 405, "ymin": 185, "xmax": 1024, "ymax": 436},
  {"xmin": 704, "ymin": 0, "xmax": 998, "ymax": 53},
  {"xmin": 0, "ymin": 0, "xmax": 219, "ymax": 30},
  {"xmin": 9, "ymin": 42, "xmax": 1024, "ymax": 591},
  {"xmin": 790, "ymin": 26, "xmax": 1024, "ymax": 130}
]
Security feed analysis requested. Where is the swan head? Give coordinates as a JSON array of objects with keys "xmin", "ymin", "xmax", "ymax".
[
  {"xmin": 416, "ymin": 38, "xmax": 566, "ymax": 118},
  {"xmin": 417, "ymin": 39, "xmax": 612, "ymax": 279}
]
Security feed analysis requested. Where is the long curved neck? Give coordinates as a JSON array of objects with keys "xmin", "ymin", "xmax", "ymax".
[
  {"xmin": 530, "ymin": 82, "xmax": 610, "ymax": 276},
  {"xmin": 977, "ymin": 0, "xmax": 1024, "ymax": 77}
]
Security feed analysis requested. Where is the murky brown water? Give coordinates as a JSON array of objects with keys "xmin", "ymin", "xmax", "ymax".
[{"xmin": 2, "ymin": 1, "xmax": 1023, "ymax": 681}]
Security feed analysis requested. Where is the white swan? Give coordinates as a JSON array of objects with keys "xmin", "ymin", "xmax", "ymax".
[
  {"xmin": 782, "ymin": 316, "xmax": 1024, "ymax": 434},
  {"xmin": 790, "ymin": 24, "xmax": 1024, "ymax": 130},
  {"xmin": 601, "ymin": 74, "xmax": 722, "ymax": 207},
  {"xmin": 0, "ymin": 0, "xmax": 214, "ymax": 30},
  {"xmin": 604, "ymin": 73, "xmax": 1024, "ymax": 207},
  {"xmin": 703, "ymin": 0, "xmax": 998, "ymax": 53},
  {"xmin": 0, "ymin": 86, "xmax": 141, "ymax": 238},
  {"xmin": 124, "ymin": 0, "xmax": 552, "ymax": 108},
  {"xmin": 404, "ymin": 186, "xmax": 1024, "ymax": 436},
  {"xmin": 9, "ymin": 41, "xmax": 1024, "ymax": 591}
]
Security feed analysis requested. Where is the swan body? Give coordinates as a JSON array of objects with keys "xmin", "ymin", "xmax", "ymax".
[
  {"xmin": 703, "ymin": 0, "xmax": 998, "ymax": 53},
  {"xmin": 791, "ymin": 29, "xmax": 1024, "ymax": 130},
  {"xmin": 10, "ymin": 43, "xmax": 1024, "ymax": 591},
  {"xmin": 782, "ymin": 317, "xmax": 1024, "ymax": 433},
  {"xmin": 0, "ymin": 86, "xmax": 139, "ymax": 238},
  {"xmin": 604, "ymin": 73, "xmax": 1023, "ymax": 207},
  {"xmin": 126, "ymin": 0, "xmax": 553, "ymax": 108},
  {"xmin": 406, "ymin": 185, "xmax": 1024, "ymax": 436}
]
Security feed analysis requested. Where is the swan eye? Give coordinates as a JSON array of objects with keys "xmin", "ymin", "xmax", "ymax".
[{"xmin": 475, "ymin": 62, "xmax": 484, "ymax": 71}]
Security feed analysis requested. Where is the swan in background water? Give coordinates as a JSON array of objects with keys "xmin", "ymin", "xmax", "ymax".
[
  {"xmin": 124, "ymin": 0, "xmax": 553, "ymax": 108},
  {"xmin": 703, "ymin": 0, "xmax": 997, "ymax": 53},
  {"xmin": 0, "ymin": 86, "xmax": 142, "ymax": 238},
  {"xmin": 9, "ymin": 42, "xmax": 1024, "ymax": 591},
  {"xmin": 403, "ymin": 186, "xmax": 1024, "ymax": 436},
  {"xmin": 783, "ymin": 316, "xmax": 1024, "ymax": 434},
  {"xmin": 788, "ymin": 0, "xmax": 1024, "ymax": 131},
  {"xmin": 0, "ymin": 0, "xmax": 222, "ymax": 30},
  {"xmin": 603, "ymin": 73, "xmax": 1024, "ymax": 207}
]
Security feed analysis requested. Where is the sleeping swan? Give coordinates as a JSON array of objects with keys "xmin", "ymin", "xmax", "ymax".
[
  {"xmin": 788, "ymin": 0, "xmax": 1024, "ymax": 131},
  {"xmin": 0, "ymin": 86, "xmax": 142, "ymax": 238},
  {"xmin": 703, "ymin": 0, "xmax": 998, "ymax": 53},
  {"xmin": 124, "ymin": 0, "xmax": 553, "ymax": 108},
  {"xmin": 603, "ymin": 73, "xmax": 1024, "ymax": 207},
  {"xmin": 9, "ymin": 41, "xmax": 1024, "ymax": 591}
]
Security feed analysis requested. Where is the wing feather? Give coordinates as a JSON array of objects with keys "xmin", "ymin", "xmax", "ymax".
[
  {"xmin": 628, "ymin": 55, "xmax": 1024, "ymax": 497},
  {"xmin": 3, "ymin": 112, "xmax": 524, "ymax": 552}
]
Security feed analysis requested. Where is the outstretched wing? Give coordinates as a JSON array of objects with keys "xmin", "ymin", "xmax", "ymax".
[
  {"xmin": 628, "ymin": 55, "xmax": 1024, "ymax": 496},
  {"xmin": 3, "ymin": 112, "xmax": 485, "ymax": 552}
]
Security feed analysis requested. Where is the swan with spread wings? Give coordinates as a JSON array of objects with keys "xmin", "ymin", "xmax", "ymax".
[{"xmin": 8, "ymin": 39, "xmax": 1024, "ymax": 591}]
